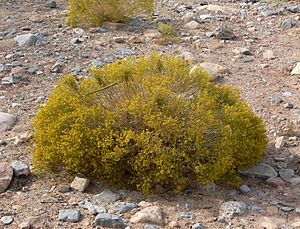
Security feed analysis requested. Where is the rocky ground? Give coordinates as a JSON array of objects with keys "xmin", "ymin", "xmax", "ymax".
[{"xmin": 0, "ymin": 0, "xmax": 300, "ymax": 228}]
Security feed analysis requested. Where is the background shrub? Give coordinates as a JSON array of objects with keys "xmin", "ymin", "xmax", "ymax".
[
  {"xmin": 32, "ymin": 53, "xmax": 267, "ymax": 194},
  {"xmin": 67, "ymin": 0, "xmax": 154, "ymax": 28}
]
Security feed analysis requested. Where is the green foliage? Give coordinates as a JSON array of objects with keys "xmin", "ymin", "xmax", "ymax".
[
  {"xmin": 67, "ymin": 0, "xmax": 154, "ymax": 28},
  {"xmin": 32, "ymin": 53, "xmax": 267, "ymax": 194},
  {"xmin": 156, "ymin": 22, "xmax": 178, "ymax": 44}
]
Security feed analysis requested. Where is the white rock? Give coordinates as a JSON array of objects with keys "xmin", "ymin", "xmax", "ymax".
[
  {"xmin": 70, "ymin": 174, "xmax": 90, "ymax": 192},
  {"xmin": 240, "ymin": 163, "xmax": 278, "ymax": 179},
  {"xmin": 0, "ymin": 162, "xmax": 13, "ymax": 193},
  {"xmin": 219, "ymin": 201, "xmax": 246, "ymax": 219},
  {"xmin": 130, "ymin": 206, "xmax": 164, "ymax": 225},
  {"xmin": 197, "ymin": 4, "xmax": 237, "ymax": 14},
  {"xmin": 11, "ymin": 161, "xmax": 30, "ymax": 177},
  {"xmin": 14, "ymin": 34, "xmax": 40, "ymax": 46},
  {"xmin": 291, "ymin": 62, "xmax": 300, "ymax": 75},
  {"xmin": 275, "ymin": 136, "xmax": 285, "ymax": 149},
  {"xmin": 144, "ymin": 29, "xmax": 162, "ymax": 39},
  {"xmin": 0, "ymin": 112, "xmax": 17, "ymax": 132},
  {"xmin": 180, "ymin": 51, "xmax": 200, "ymax": 64},
  {"xmin": 184, "ymin": 21, "xmax": 201, "ymax": 30},
  {"xmin": 263, "ymin": 50, "xmax": 276, "ymax": 60}
]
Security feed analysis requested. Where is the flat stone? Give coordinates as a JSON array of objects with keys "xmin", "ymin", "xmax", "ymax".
[
  {"xmin": 262, "ymin": 10, "xmax": 279, "ymax": 16},
  {"xmin": 279, "ymin": 169, "xmax": 294, "ymax": 181},
  {"xmin": 184, "ymin": 21, "xmax": 201, "ymax": 30},
  {"xmin": 179, "ymin": 212, "xmax": 196, "ymax": 220},
  {"xmin": 240, "ymin": 163, "xmax": 278, "ymax": 179},
  {"xmin": 95, "ymin": 213, "xmax": 125, "ymax": 228},
  {"xmin": 112, "ymin": 202, "xmax": 139, "ymax": 213},
  {"xmin": 11, "ymin": 161, "xmax": 30, "ymax": 177},
  {"xmin": 212, "ymin": 26, "xmax": 236, "ymax": 40},
  {"xmin": 291, "ymin": 63, "xmax": 300, "ymax": 75},
  {"xmin": 239, "ymin": 184, "xmax": 251, "ymax": 193},
  {"xmin": 0, "ymin": 162, "xmax": 13, "ymax": 193},
  {"xmin": 70, "ymin": 174, "xmax": 90, "ymax": 192},
  {"xmin": 95, "ymin": 189, "xmax": 120, "ymax": 203},
  {"xmin": 144, "ymin": 29, "xmax": 162, "ymax": 39},
  {"xmin": 130, "ymin": 206, "xmax": 164, "ymax": 225},
  {"xmin": 197, "ymin": 4, "xmax": 237, "ymax": 14},
  {"xmin": 281, "ymin": 18, "xmax": 296, "ymax": 30},
  {"xmin": 275, "ymin": 136, "xmax": 285, "ymax": 149},
  {"xmin": 116, "ymin": 48, "xmax": 135, "ymax": 56},
  {"xmin": 144, "ymin": 224, "xmax": 160, "ymax": 229},
  {"xmin": 18, "ymin": 221, "xmax": 31, "ymax": 229},
  {"xmin": 14, "ymin": 34, "xmax": 40, "ymax": 46},
  {"xmin": 58, "ymin": 209, "xmax": 81, "ymax": 222},
  {"xmin": 193, "ymin": 62, "xmax": 229, "ymax": 80},
  {"xmin": 78, "ymin": 200, "xmax": 107, "ymax": 214},
  {"xmin": 45, "ymin": 0, "xmax": 57, "ymax": 8},
  {"xmin": 192, "ymin": 223, "xmax": 205, "ymax": 229},
  {"xmin": 263, "ymin": 50, "xmax": 276, "ymax": 60},
  {"xmin": 1, "ymin": 216, "xmax": 14, "ymax": 225},
  {"xmin": 0, "ymin": 112, "xmax": 17, "ymax": 132},
  {"xmin": 288, "ymin": 5, "xmax": 300, "ymax": 13},
  {"xmin": 219, "ymin": 201, "xmax": 247, "ymax": 219},
  {"xmin": 289, "ymin": 177, "xmax": 300, "ymax": 185},
  {"xmin": 266, "ymin": 177, "xmax": 286, "ymax": 187}
]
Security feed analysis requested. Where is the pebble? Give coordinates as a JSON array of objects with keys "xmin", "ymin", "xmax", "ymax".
[
  {"xmin": 179, "ymin": 212, "xmax": 196, "ymax": 220},
  {"xmin": 94, "ymin": 189, "xmax": 120, "ymax": 203},
  {"xmin": 116, "ymin": 48, "xmax": 136, "ymax": 57},
  {"xmin": 70, "ymin": 174, "xmax": 90, "ymax": 192},
  {"xmin": 58, "ymin": 185, "xmax": 70, "ymax": 193},
  {"xmin": 111, "ymin": 202, "xmax": 139, "ymax": 213},
  {"xmin": 240, "ymin": 163, "xmax": 278, "ymax": 179},
  {"xmin": 0, "ymin": 112, "xmax": 17, "ymax": 132},
  {"xmin": 130, "ymin": 206, "xmax": 164, "ymax": 225},
  {"xmin": 78, "ymin": 200, "xmax": 107, "ymax": 214},
  {"xmin": 219, "ymin": 201, "xmax": 247, "ymax": 219},
  {"xmin": 266, "ymin": 177, "xmax": 286, "ymax": 187},
  {"xmin": 1, "ymin": 216, "xmax": 14, "ymax": 225},
  {"xmin": 291, "ymin": 62, "xmax": 300, "ymax": 75},
  {"xmin": 288, "ymin": 5, "xmax": 300, "ymax": 13},
  {"xmin": 14, "ymin": 34, "xmax": 40, "ymax": 46},
  {"xmin": 58, "ymin": 209, "xmax": 81, "ymax": 222},
  {"xmin": 11, "ymin": 161, "xmax": 30, "ymax": 177},
  {"xmin": 18, "ymin": 221, "xmax": 31, "ymax": 229},
  {"xmin": 144, "ymin": 224, "xmax": 160, "ymax": 229},
  {"xmin": 0, "ymin": 162, "xmax": 13, "ymax": 193},
  {"xmin": 45, "ymin": 0, "xmax": 57, "ymax": 8},
  {"xmin": 212, "ymin": 26, "xmax": 236, "ymax": 40},
  {"xmin": 281, "ymin": 18, "xmax": 296, "ymax": 30},
  {"xmin": 239, "ymin": 184, "xmax": 251, "ymax": 193},
  {"xmin": 263, "ymin": 50, "xmax": 276, "ymax": 60},
  {"xmin": 196, "ymin": 62, "xmax": 228, "ymax": 79},
  {"xmin": 261, "ymin": 10, "xmax": 279, "ymax": 16},
  {"xmin": 184, "ymin": 21, "xmax": 201, "ymax": 30},
  {"xmin": 95, "ymin": 213, "xmax": 125, "ymax": 228},
  {"xmin": 102, "ymin": 22, "xmax": 126, "ymax": 31},
  {"xmin": 144, "ymin": 29, "xmax": 162, "ymax": 39},
  {"xmin": 192, "ymin": 223, "xmax": 205, "ymax": 229},
  {"xmin": 275, "ymin": 136, "xmax": 285, "ymax": 149}
]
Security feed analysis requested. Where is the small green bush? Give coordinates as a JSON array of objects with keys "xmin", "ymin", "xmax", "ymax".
[
  {"xmin": 156, "ymin": 22, "xmax": 178, "ymax": 44},
  {"xmin": 32, "ymin": 53, "xmax": 267, "ymax": 194},
  {"xmin": 67, "ymin": 0, "xmax": 154, "ymax": 28}
]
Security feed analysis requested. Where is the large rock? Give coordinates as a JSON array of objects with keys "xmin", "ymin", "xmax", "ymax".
[
  {"xmin": 95, "ymin": 213, "xmax": 125, "ymax": 228},
  {"xmin": 0, "ymin": 112, "xmax": 17, "ymax": 132},
  {"xmin": 58, "ymin": 209, "xmax": 81, "ymax": 222},
  {"xmin": 95, "ymin": 189, "xmax": 121, "ymax": 203},
  {"xmin": 291, "ymin": 62, "xmax": 300, "ymax": 75},
  {"xmin": 70, "ymin": 174, "xmax": 90, "ymax": 192},
  {"xmin": 14, "ymin": 34, "xmax": 40, "ymax": 46},
  {"xmin": 0, "ymin": 162, "xmax": 13, "ymax": 193},
  {"xmin": 240, "ymin": 163, "xmax": 278, "ymax": 179},
  {"xmin": 130, "ymin": 206, "xmax": 164, "ymax": 225},
  {"xmin": 219, "ymin": 201, "xmax": 246, "ymax": 219},
  {"xmin": 190, "ymin": 62, "xmax": 229, "ymax": 81},
  {"xmin": 11, "ymin": 161, "xmax": 30, "ymax": 177}
]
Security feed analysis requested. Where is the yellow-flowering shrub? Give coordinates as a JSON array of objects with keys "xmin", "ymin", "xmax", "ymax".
[
  {"xmin": 67, "ymin": 0, "xmax": 154, "ymax": 28},
  {"xmin": 32, "ymin": 53, "xmax": 267, "ymax": 193}
]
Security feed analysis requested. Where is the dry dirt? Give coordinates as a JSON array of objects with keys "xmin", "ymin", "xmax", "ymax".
[{"xmin": 0, "ymin": 0, "xmax": 300, "ymax": 228}]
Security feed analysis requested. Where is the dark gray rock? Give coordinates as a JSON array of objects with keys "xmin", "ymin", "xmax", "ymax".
[
  {"xmin": 239, "ymin": 184, "xmax": 251, "ymax": 193},
  {"xmin": 112, "ymin": 202, "xmax": 139, "ymax": 213},
  {"xmin": 78, "ymin": 200, "xmax": 107, "ymax": 214},
  {"xmin": 45, "ymin": 0, "xmax": 57, "ymax": 8},
  {"xmin": 58, "ymin": 185, "xmax": 70, "ymax": 193},
  {"xmin": 288, "ymin": 5, "xmax": 300, "ymax": 13},
  {"xmin": 0, "ymin": 112, "xmax": 17, "ymax": 132},
  {"xmin": 192, "ymin": 223, "xmax": 205, "ymax": 229},
  {"xmin": 219, "ymin": 201, "xmax": 247, "ymax": 219},
  {"xmin": 282, "ymin": 18, "xmax": 296, "ymax": 30},
  {"xmin": 262, "ymin": 10, "xmax": 280, "ymax": 16},
  {"xmin": 239, "ymin": 163, "xmax": 278, "ymax": 179},
  {"xmin": 58, "ymin": 209, "xmax": 81, "ymax": 222},
  {"xmin": 11, "ymin": 161, "xmax": 30, "ymax": 177},
  {"xmin": 271, "ymin": 97, "xmax": 283, "ymax": 105},
  {"xmin": 94, "ymin": 190, "xmax": 120, "ymax": 203},
  {"xmin": 212, "ymin": 26, "xmax": 236, "ymax": 40},
  {"xmin": 95, "ymin": 213, "xmax": 125, "ymax": 228}
]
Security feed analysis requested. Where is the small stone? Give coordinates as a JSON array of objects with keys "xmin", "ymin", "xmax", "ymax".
[
  {"xmin": 197, "ymin": 4, "xmax": 236, "ymax": 14},
  {"xmin": 266, "ymin": 206, "xmax": 278, "ymax": 216},
  {"xmin": 102, "ymin": 22, "xmax": 126, "ymax": 31},
  {"xmin": 95, "ymin": 213, "xmax": 125, "ymax": 228},
  {"xmin": 251, "ymin": 205, "xmax": 266, "ymax": 214},
  {"xmin": 198, "ymin": 62, "xmax": 229, "ymax": 79},
  {"xmin": 11, "ymin": 161, "xmax": 30, "ymax": 177},
  {"xmin": 128, "ymin": 36, "xmax": 142, "ymax": 43},
  {"xmin": 45, "ymin": 0, "xmax": 57, "ymax": 8},
  {"xmin": 1, "ymin": 216, "xmax": 14, "ymax": 225},
  {"xmin": 18, "ymin": 221, "xmax": 31, "ymax": 229},
  {"xmin": 58, "ymin": 209, "xmax": 81, "ymax": 222},
  {"xmin": 113, "ymin": 37, "xmax": 126, "ymax": 43},
  {"xmin": 91, "ymin": 60, "xmax": 105, "ymax": 68},
  {"xmin": 94, "ymin": 189, "xmax": 120, "ymax": 203},
  {"xmin": 0, "ymin": 162, "xmax": 13, "ymax": 193},
  {"xmin": 192, "ymin": 223, "xmax": 204, "ymax": 229},
  {"xmin": 263, "ymin": 50, "xmax": 276, "ymax": 60},
  {"xmin": 58, "ymin": 185, "xmax": 70, "ymax": 193},
  {"xmin": 219, "ymin": 201, "xmax": 247, "ymax": 219},
  {"xmin": 232, "ymin": 47, "xmax": 251, "ymax": 55},
  {"xmin": 0, "ymin": 112, "xmax": 17, "ymax": 132},
  {"xmin": 280, "ymin": 206, "xmax": 294, "ymax": 212},
  {"xmin": 240, "ymin": 163, "xmax": 278, "ymax": 179},
  {"xmin": 130, "ymin": 206, "xmax": 164, "ymax": 225},
  {"xmin": 14, "ymin": 34, "xmax": 40, "ymax": 46},
  {"xmin": 50, "ymin": 62, "xmax": 63, "ymax": 73},
  {"xmin": 284, "ymin": 103, "xmax": 294, "ymax": 109},
  {"xmin": 79, "ymin": 200, "xmax": 107, "ymax": 214},
  {"xmin": 180, "ymin": 51, "xmax": 200, "ymax": 64},
  {"xmin": 289, "ymin": 177, "xmax": 300, "ymax": 185},
  {"xmin": 168, "ymin": 221, "xmax": 179, "ymax": 228},
  {"xmin": 291, "ymin": 63, "xmax": 300, "ymax": 75},
  {"xmin": 116, "ymin": 48, "xmax": 135, "ymax": 56},
  {"xmin": 70, "ymin": 37, "xmax": 83, "ymax": 44},
  {"xmin": 288, "ymin": 5, "xmax": 300, "ymax": 13},
  {"xmin": 262, "ymin": 10, "xmax": 279, "ymax": 16},
  {"xmin": 283, "ymin": 91, "xmax": 292, "ymax": 97},
  {"xmin": 179, "ymin": 212, "xmax": 196, "ymax": 220},
  {"xmin": 181, "ymin": 12, "xmax": 197, "ymax": 23},
  {"xmin": 212, "ymin": 26, "xmax": 236, "ymax": 40},
  {"xmin": 184, "ymin": 21, "xmax": 201, "ymax": 30},
  {"xmin": 70, "ymin": 174, "xmax": 90, "ymax": 192},
  {"xmin": 275, "ymin": 136, "xmax": 285, "ymax": 149},
  {"xmin": 281, "ymin": 18, "xmax": 296, "ymax": 30},
  {"xmin": 239, "ymin": 184, "xmax": 251, "ymax": 193},
  {"xmin": 144, "ymin": 224, "xmax": 160, "ymax": 229},
  {"xmin": 266, "ymin": 177, "xmax": 286, "ymax": 187},
  {"xmin": 279, "ymin": 169, "xmax": 294, "ymax": 181},
  {"xmin": 144, "ymin": 29, "xmax": 162, "ymax": 39},
  {"xmin": 112, "ymin": 202, "xmax": 139, "ymax": 213},
  {"xmin": 271, "ymin": 97, "xmax": 283, "ymax": 105},
  {"xmin": 257, "ymin": 217, "xmax": 278, "ymax": 228}
]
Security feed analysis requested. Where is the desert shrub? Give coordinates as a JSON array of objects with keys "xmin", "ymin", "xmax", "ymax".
[
  {"xmin": 156, "ymin": 22, "xmax": 178, "ymax": 44},
  {"xmin": 67, "ymin": 0, "xmax": 154, "ymax": 28},
  {"xmin": 32, "ymin": 53, "xmax": 267, "ymax": 194}
]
